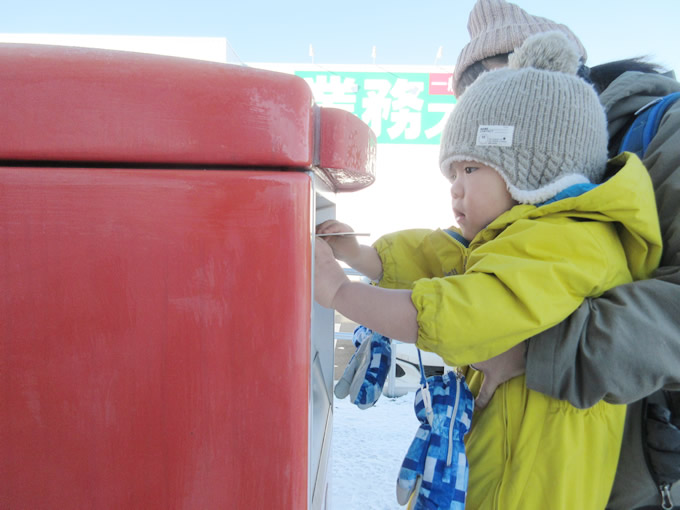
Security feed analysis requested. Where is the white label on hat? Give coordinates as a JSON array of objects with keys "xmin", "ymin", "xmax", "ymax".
[{"xmin": 476, "ymin": 125, "xmax": 514, "ymax": 147}]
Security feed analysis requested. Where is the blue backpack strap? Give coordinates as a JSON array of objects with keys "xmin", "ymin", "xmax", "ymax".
[{"xmin": 620, "ymin": 91, "xmax": 680, "ymax": 158}]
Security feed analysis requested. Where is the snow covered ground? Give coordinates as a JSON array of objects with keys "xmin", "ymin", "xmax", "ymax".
[{"xmin": 330, "ymin": 392, "xmax": 420, "ymax": 510}]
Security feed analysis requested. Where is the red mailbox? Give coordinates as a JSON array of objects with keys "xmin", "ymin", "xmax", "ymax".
[{"xmin": 0, "ymin": 44, "xmax": 375, "ymax": 510}]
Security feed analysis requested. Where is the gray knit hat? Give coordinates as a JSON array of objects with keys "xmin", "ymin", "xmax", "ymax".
[
  {"xmin": 453, "ymin": 0, "xmax": 587, "ymax": 97},
  {"xmin": 440, "ymin": 31, "xmax": 608, "ymax": 205}
]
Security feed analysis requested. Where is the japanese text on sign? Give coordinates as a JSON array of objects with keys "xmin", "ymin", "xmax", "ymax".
[{"xmin": 296, "ymin": 71, "xmax": 456, "ymax": 145}]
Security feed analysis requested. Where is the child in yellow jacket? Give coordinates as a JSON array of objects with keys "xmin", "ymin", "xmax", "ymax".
[{"xmin": 314, "ymin": 32, "xmax": 662, "ymax": 510}]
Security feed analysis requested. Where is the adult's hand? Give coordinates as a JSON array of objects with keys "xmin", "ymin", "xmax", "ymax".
[{"xmin": 472, "ymin": 341, "xmax": 527, "ymax": 410}]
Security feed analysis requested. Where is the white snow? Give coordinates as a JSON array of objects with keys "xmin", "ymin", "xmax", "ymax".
[{"xmin": 330, "ymin": 392, "xmax": 420, "ymax": 510}]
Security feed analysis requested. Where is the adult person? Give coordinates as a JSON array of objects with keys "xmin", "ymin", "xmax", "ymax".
[{"xmin": 452, "ymin": 1, "xmax": 680, "ymax": 508}]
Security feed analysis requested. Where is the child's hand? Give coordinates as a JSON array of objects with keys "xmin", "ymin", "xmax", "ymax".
[
  {"xmin": 314, "ymin": 238, "xmax": 350, "ymax": 309},
  {"xmin": 316, "ymin": 220, "xmax": 361, "ymax": 263}
]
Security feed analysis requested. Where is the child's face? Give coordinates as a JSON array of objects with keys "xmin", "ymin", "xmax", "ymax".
[{"xmin": 448, "ymin": 160, "xmax": 517, "ymax": 241}]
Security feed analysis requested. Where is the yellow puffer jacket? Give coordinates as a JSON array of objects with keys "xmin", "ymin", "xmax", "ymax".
[{"xmin": 374, "ymin": 153, "xmax": 662, "ymax": 510}]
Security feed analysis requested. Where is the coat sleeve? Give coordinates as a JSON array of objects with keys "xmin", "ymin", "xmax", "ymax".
[
  {"xmin": 372, "ymin": 229, "xmax": 441, "ymax": 289},
  {"xmin": 412, "ymin": 219, "xmax": 630, "ymax": 367},
  {"xmin": 525, "ymin": 99, "xmax": 680, "ymax": 408}
]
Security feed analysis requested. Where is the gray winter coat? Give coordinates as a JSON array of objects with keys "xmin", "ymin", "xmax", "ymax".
[{"xmin": 525, "ymin": 70, "xmax": 680, "ymax": 509}]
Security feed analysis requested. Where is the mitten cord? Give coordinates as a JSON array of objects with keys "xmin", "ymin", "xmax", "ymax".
[
  {"xmin": 447, "ymin": 375, "xmax": 461, "ymax": 467},
  {"xmin": 417, "ymin": 349, "xmax": 435, "ymax": 426}
]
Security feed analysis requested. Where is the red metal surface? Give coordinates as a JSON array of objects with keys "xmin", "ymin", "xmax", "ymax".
[
  {"xmin": 0, "ymin": 43, "xmax": 315, "ymax": 168},
  {"xmin": 0, "ymin": 43, "xmax": 377, "ymax": 509},
  {"xmin": 0, "ymin": 167, "xmax": 312, "ymax": 509},
  {"xmin": 318, "ymin": 108, "xmax": 377, "ymax": 192},
  {"xmin": 0, "ymin": 43, "xmax": 376, "ymax": 192}
]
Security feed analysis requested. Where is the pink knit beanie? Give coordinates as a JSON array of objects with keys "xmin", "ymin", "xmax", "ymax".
[{"xmin": 452, "ymin": 0, "xmax": 587, "ymax": 97}]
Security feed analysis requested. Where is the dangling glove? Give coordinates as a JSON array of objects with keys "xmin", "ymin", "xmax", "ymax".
[
  {"xmin": 333, "ymin": 325, "xmax": 392, "ymax": 410},
  {"xmin": 396, "ymin": 370, "xmax": 474, "ymax": 510}
]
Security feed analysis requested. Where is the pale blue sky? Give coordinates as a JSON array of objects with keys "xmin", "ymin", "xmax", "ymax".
[{"xmin": 3, "ymin": 0, "xmax": 680, "ymax": 73}]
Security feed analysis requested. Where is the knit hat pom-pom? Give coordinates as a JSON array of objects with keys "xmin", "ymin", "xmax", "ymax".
[{"xmin": 508, "ymin": 31, "xmax": 580, "ymax": 75}]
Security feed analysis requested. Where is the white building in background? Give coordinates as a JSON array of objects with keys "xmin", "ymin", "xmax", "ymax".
[
  {"xmin": 0, "ymin": 34, "xmax": 228, "ymax": 62},
  {"xmin": 0, "ymin": 34, "xmax": 458, "ymax": 239}
]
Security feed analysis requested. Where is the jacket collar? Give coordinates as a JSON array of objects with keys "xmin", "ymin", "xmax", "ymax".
[{"xmin": 600, "ymin": 71, "xmax": 680, "ymax": 141}]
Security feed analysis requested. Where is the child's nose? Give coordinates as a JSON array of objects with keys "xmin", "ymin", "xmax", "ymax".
[{"xmin": 451, "ymin": 178, "xmax": 463, "ymax": 199}]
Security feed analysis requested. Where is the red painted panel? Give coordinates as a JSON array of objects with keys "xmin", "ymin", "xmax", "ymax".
[
  {"xmin": 318, "ymin": 108, "xmax": 377, "ymax": 192},
  {"xmin": 0, "ymin": 44, "xmax": 315, "ymax": 168},
  {"xmin": 0, "ymin": 44, "xmax": 377, "ymax": 193},
  {"xmin": 0, "ymin": 167, "xmax": 312, "ymax": 509}
]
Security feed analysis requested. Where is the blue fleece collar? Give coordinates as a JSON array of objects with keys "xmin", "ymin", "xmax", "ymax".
[
  {"xmin": 444, "ymin": 229, "xmax": 470, "ymax": 247},
  {"xmin": 538, "ymin": 182, "xmax": 597, "ymax": 206}
]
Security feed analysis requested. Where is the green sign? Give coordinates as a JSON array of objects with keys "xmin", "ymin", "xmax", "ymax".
[{"xmin": 296, "ymin": 71, "xmax": 456, "ymax": 145}]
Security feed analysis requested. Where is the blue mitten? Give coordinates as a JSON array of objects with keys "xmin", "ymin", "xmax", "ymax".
[
  {"xmin": 333, "ymin": 325, "xmax": 392, "ymax": 409},
  {"xmin": 396, "ymin": 370, "xmax": 474, "ymax": 510}
]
